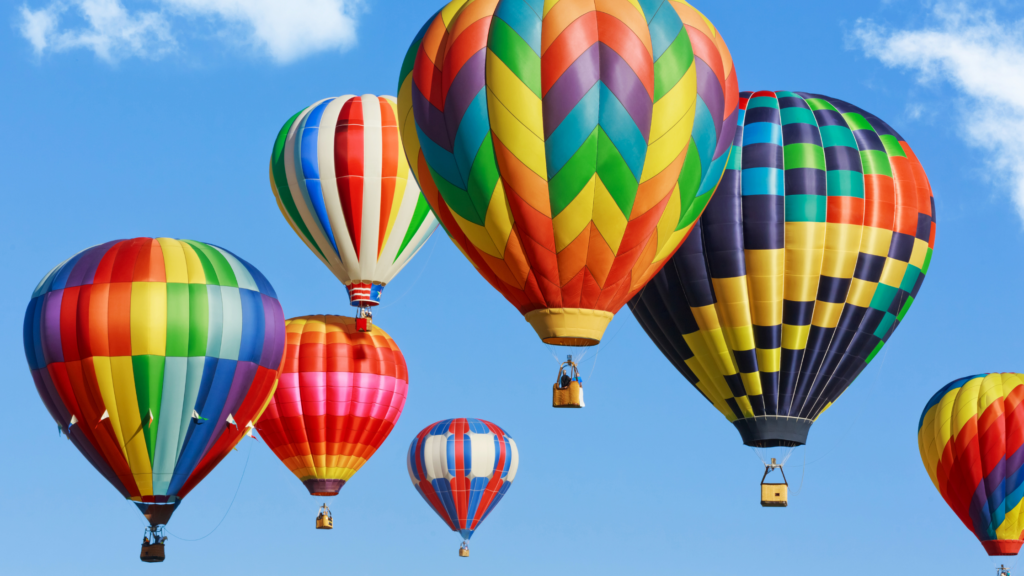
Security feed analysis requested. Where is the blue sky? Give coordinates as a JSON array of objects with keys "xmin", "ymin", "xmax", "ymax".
[{"xmin": 4, "ymin": 0, "xmax": 1024, "ymax": 574}]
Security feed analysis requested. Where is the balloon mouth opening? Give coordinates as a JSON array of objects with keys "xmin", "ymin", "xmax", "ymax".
[
  {"xmin": 983, "ymin": 540, "xmax": 1023, "ymax": 556},
  {"xmin": 733, "ymin": 417, "xmax": 812, "ymax": 447},
  {"xmin": 542, "ymin": 336, "xmax": 600, "ymax": 347},
  {"xmin": 525, "ymin": 308, "xmax": 613, "ymax": 346},
  {"xmin": 303, "ymin": 479, "xmax": 346, "ymax": 496}
]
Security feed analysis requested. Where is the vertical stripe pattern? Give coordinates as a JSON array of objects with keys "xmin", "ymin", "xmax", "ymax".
[
  {"xmin": 23, "ymin": 238, "xmax": 286, "ymax": 523},
  {"xmin": 397, "ymin": 0, "xmax": 737, "ymax": 344},
  {"xmin": 407, "ymin": 418, "xmax": 518, "ymax": 540},
  {"xmin": 271, "ymin": 94, "xmax": 439, "ymax": 307},
  {"xmin": 629, "ymin": 91, "xmax": 936, "ymax": 447},
  {"xmin": 256, "ymin": 316, "xmax": 409, "ymax": 496},
  {"xmin": 919, "ymin": 374, "xmax": 1024, "ymax": 556}
]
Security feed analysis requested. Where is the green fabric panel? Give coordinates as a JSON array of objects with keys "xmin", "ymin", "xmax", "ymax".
[
  {"xmin": 679, "ymin": 188, "xmax": 712, "ymax": 229},
  {"xmin": 842, "ymin": 113, "xmax": 874, "ymax": 132},
  {"xmin": 466, "ymin": 134, "xmax": 500, "ymax": 221},
  {"xmin": 725, "ymin": 144, "xmax": 742, "ymax": 170},
  {"xmin": 596, "ymin": 127, "xmax": 639, "ymax": 217},
  {"xmin": 870, "ymin": 283, "xmax": 897, "ymax": 310},
  {"xmin": 826, "ymin": 170, "xmax": 865, "ymax": 198},
  {"xmin": 783, "ymin": 143, "xmax": 825, "ymax": 170},
  {"xmin": 676, "ymin": 141, "xmax": 703, "ymax": 228},
  {"xmin": 187, "ymin": 241, "xmax": 238, "ymax": 287},
  {"xmin": 896, "ymin": 295, "xmax": 915, "ymax": 321},
  {"xmin": 804, "ymin": 98, "xmax": 836, "ymax": 112},
  {"xmin": 396, "ymin": 194, "xmax": 433, "ymax": 262},
  {"xmin": 165, "ymin": 283, "xmax": 190, "ymax": 357},
  {"xmin": 653, "ymin": 31, "xmax": 694, "ymax": 102},
  {"xmin": 549, "ymin": 128, "xmax": 598, "ymax": 217},
  {"xmin": 132, "ymin": 355, "xmax": 165, "ymax": 465},
  {"xmin": 780, "ymin": 107, "xmax": 817, "ymax": 126},
  {"xmin": 271, "ymin": 110, "xmax": 326, "ymax": 260},
  {"xmin": 428, "ymin": 164, "xmax": 483, "ymax": 225},
  {"xmin": 784, "ymin": 195, "xmax": 826, "ymax": 222},
  {"xmin": 185, "ymin": 242, "xmax": 219, "ymax": 285},
  {"xmin": 186, "ymin": 284, "xmax": 209, "ymax": 357},
  {"xmin": 873, "ymin": 312, "xmax": 896, "ymax": 339},
  {"xmin": 489, "ymin": 19, "xmax": 542, "ymax": 97},
  {"xmin": 860, "ymin": 149, "xmax": 893, "ymax": 177},
  {"xmin": 819, "ymin": 125, "xmax": 858, "ymax": 149},
  {"xmin": 747, "ymin": 96, "xmax": 779, "ymax": 110},
  {"xmin": 865, "ymin": 340, "xmax": 885, "ymax": 363},
  {"xmin": 880, "ymin": 134, "xmax": 907, "ymax": 158},
  {"xmin": 900, "ymin": 265, "xmax": 921, "ymax": 293},
  {"xmin": 921, "ymin": 248, "xmax": 933, "ymax": 274}
]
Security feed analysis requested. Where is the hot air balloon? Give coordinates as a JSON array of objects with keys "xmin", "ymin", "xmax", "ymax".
[
  {"xmin": 255, "ymin": 315, "xmax": 409, "ymax": 527},
  {"xmin": 397, "ymin": 0, "xmax": 738, "ymax": 382},
  {"xmin": 23, "ymin": 238, "xmax": 286, "ymax": 562},
  {"xmin": 920, "ymin": 374, "xmax": 1024, "ymax": 558},
  {"xmin": 271, "ymin": 94, "xmax": 439, "ymax": 331},
  {"xmin": 407, "ymin": 418, "xmax": 518, "ymax": 557},
  {"xmin": 630, "ymin": 91, "xmax": 936, "ymax": 502}
]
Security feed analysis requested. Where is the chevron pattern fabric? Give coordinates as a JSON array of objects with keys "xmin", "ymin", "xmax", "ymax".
[{"xmin": 398, "ymin": 0, "xmax": 737, "ymax": 344}]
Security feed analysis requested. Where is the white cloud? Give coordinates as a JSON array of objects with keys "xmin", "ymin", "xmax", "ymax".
[
  {"xmin": 16, "ymin": 0, "xmax": 361, "ymax": 64},
  {"xmin": 851, "ymin": 4, "xmax": 1024, "ymax": 223}
]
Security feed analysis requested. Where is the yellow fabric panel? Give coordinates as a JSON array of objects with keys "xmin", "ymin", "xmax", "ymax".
[
  {"xmin": 397, "ymin": 79, "xmax": 423, "ymax": 184},
  {"xmin": 652, "ymin": 183, "xmax": 681, "ymax": 255},
  {"xmin": 441, "ymin": 0, "xmax": 471, "ymax": 26},
  {"xmin": 723, "ymin": 326, "xmax": 754, "ymax": 352},
  {"xmin": 450, "ymin": 207, "xmax": 502, "ymax": 258},
  {"xmin": 811, "ymin": 301, "xmax": 844, "ymax": 329},
  {"xmin": 487, "ymin": 87, "xmax": 547, "ymax": 179},
  {"xmin": 909, "ymin": 238, "xmax": 930, "ymax": 268},
  {"xmin": 552, "ymin": 175, "xmax": 596, "ymax": 252},
  {"xmin": 859, "ymin": 226, "xmax": 892, "ymax": 258},
  {"xmin": 130, "ymin": 282, "xmax": 167, "ymax": 356},
  {"xmin": 783, "ymin": 222, "xmax": 825, "ymax": 302},
  {"xmin": 593, "ymin": 177, "xmax": 629, "ymax": 253},
  {"xmin": 745, "ymin": 249, "xmax": 784, "ymax": 326},
  {"xmin": 846, "ymin": 278, "xmax": 876, "ymax": 308},
  {"xmin": 951, "ymin": 376, "xmax": 982, "ymax": 438},
  {"xmin": 180, "ymin": 241, "xmax": 207, "ymax": 284},
  {"xmin": 91, "ymin": 356, "xmax": 130, "ymax": 462},
  {"xmin": 653, "ymin": 224, "xmax": 690, "ymax": 263},
  {"xmin": 110, "ymin": 355, "xmax": 154, "ymax": 496},
  {"xmin": 710, "ymin": 276, "xmax": 752, "ymax": 330},
  {"xmin": 735, "ymin": 395, "xmax": 755, "ymax": 418},
  {"xmin": 641, "ymin": 86, "xmax": 696, "ymax": 183},
  {"xmin": 649, "ymin": 68, "xmax": 696, "ymax": 142},
  {"xmin": 156, "ymin": 238, "xmax": 188, "ymax": 284},
  {"xmin": 820, "ymin": 223, "xmax": 862, "ymax": 278},
  {"xmin": 698, "ymin": 326, "xmax": 738, "ymax": 379},
  {"xmin": 878, "ymin": 259, "xmax": 909, "ymax": 288},
  {"xmin": 756, "ymin": 348, "xmax": 781, "ymax": 373},
  {"xmin": 485, "ymin": 51, "xmax": 543, "ymax": 139},
  {"xmin": 918, "ymin": 404, "xmax": 942, "ymax": 491},
  {"xmin": 781, "ymin": 323, "xmax": 811, "ymax": 350},
  {"xmin": 484, "ymin": 179, "xmax": 515, "ymax": 257},
  {"xmin": 690, "ymin": 303, "xmax": 721, "ymax": 331},
  {"xmin": 682, "ymin": 335, "xmax": 739, "ymax": 413},
  {"xmin": 740, "ymin": 371, "xmax": 763, "ymax": 396}
]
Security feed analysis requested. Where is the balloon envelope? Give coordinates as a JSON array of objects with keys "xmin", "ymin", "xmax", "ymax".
[
  {"xmin": 630, "ymin": 91, "xmax": 935, "ymax": 447},
  {"xmin": 271, "ymin": 94, "xmax": 439, "ymax": 307},
  {"xmin": 919, "ymin": 374, "xmax": 1024, "ymax": 556},
  {"xmin": 398, "ymin": 0, "xmax": 738, "ymax": 345},
  {"xmin": 407, "ymin": 418, "xmax": 518, "ymax": 540},
  {"xmin": 23, "ymin": 238, "xmax": 286, "ymax": 525},
  {"xmin": 256, "ymin": 315, "xmax": 409, "ymax": 496}
]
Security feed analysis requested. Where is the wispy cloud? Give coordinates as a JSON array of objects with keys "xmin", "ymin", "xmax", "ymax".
[
  {"xmin": 851, "ymin": 3, "xmax": 1024, "ymax": 222},
  {"xmin": 17, "ymin": 0, "xmax": 361, "ymax": 64}
]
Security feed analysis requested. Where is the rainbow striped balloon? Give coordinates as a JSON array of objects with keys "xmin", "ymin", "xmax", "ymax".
[
  {"xmin": 256, "ymin": 315, "xmax": 409, "ymax": 497},
  {"xmin": 920, "ymin": 374, "xmax": 1024, "ymax": 557},
  {"xmin": 398, "ymin": 0, "xmax": 737, "ymax": 346},
  {"xmin": 407, "ymin": 418, "xmax": 518, "ymax": 544},
  {"xmin": 23, "ymin": 238, "xmax": 286, "ymax": 526},
  {"xmin": 271, "ymin": 94, "xmax": 438, "ymax": 308}
]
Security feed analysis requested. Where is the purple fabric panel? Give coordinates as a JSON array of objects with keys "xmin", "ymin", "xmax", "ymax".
[
  {"xmin": 543, "ymin": 43, "xmax": 600, "ymax": 139},
  {"xmin": 67, "ymin": 241, "xmax": 118, "ymax": 287},
  {"xmin": 41, "ymin": 290, "xmax": 65, "ymax": 364},
  {"xmin": 695, "ymin": 57, "xmax": 724, "ymax": 144},
  {"xmin": 412, "ymin": 83, "xmax": 454, "ymax": 153},
  {"xmin": 443, "ymin": 49, "xmax": 487, "ymax": 146},
  {"xmin": 201, "ymin": 360, "xmax": 258, "ymax": 457},
  {"xmin": 258, "ymin": 295, "xmax": 286, "ymax": 370},
  {"xmin": 715, "ymin": 108, "xmax": 738, "ymax": 160},
  {"xmin": 598, "ymin": 43, "xmax": 653, "ymax": 141}
]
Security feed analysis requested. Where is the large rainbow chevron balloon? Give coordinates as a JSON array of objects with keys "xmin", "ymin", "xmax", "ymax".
[
  {"xmin": 23, "ymin": 238, "xmax": 285, "ymax": 527},
  {"xmin": 398, "ymin": 0, "xmax": 737, "ymax": 346}
]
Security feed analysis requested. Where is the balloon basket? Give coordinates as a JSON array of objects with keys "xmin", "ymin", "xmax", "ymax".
[
  {"xmin": 316, "ymin": 503, "xmax": 334, "ymax": 529},
  {"xmin": 459, "ymin": 543, "xmax": 470, "ymax": 557},
  {"xmin": 760, "ymin": 458, "xmax": 788, "ymax": 507},
  {"xmin": 355, "ymin": 317, "xmax": 372, "ymax": 332},
  {"xmin": 552, "ymin": 356, "xmax": 585, "ymax": 408},
  {"xmin": 140, "ymin": 543, "xmax": 165, "ymax": 563}
]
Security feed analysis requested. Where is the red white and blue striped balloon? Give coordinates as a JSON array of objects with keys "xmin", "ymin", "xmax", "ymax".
[{"xmin": 407, "ymin": 418, "xmax": 518, "ymax": 541}]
